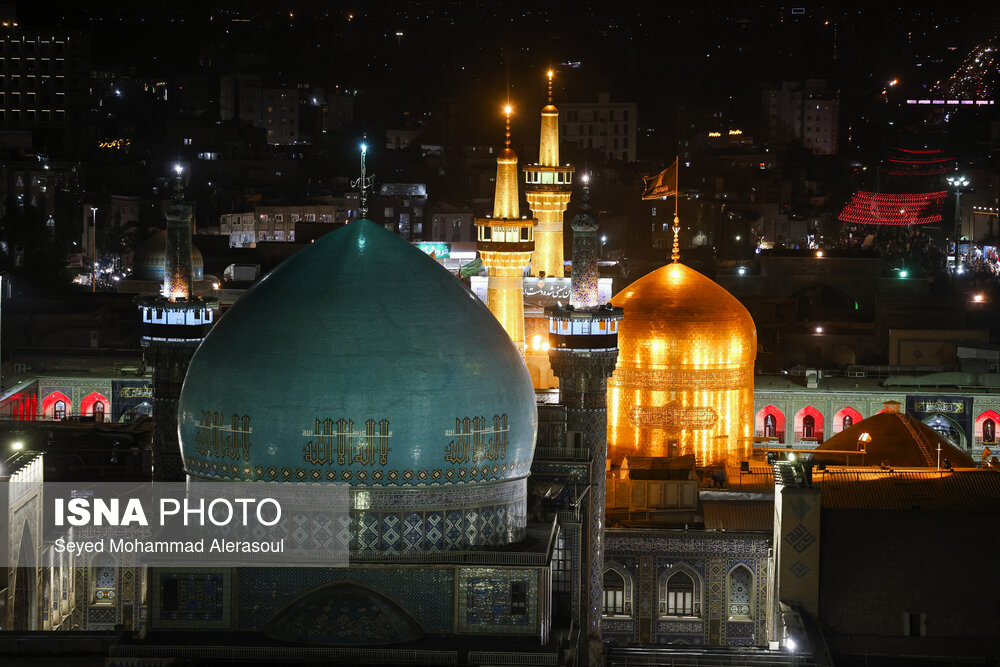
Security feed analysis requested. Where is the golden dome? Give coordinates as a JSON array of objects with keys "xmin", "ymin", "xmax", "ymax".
[{"xmin": 608, "ymin": 262, "xmax": 757, "ymax": 466}]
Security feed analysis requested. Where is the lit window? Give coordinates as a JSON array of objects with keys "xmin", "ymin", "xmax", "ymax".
[
  {"xmin": 662, "ymin": 570, "xmax": 696, "ymax": 616},
  {"xmin": 93, "ymin": 401, "xmax": 104, "ymax": 423},
  {"xmin": 603, "ymin": 569, "xmax": 626, "ymax": 616},
  {"xmin": 54, "ymin": 400, "xmax": 66, "ymax": 420}
]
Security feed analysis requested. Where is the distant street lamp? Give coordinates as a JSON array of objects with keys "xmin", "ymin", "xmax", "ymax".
[{"xmin": 946, "ymin": 174, "xmax": 970, "ymax": 256}]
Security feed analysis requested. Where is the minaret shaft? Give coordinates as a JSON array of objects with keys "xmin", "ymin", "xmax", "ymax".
[
  {"xmin": 476, "ymin": 125, "xmax": 535, "ymax": 355},
  {"xmin": 493, "ymin": 149, "xmax": 521, "ymax": 219},
  {"xmin": 525, "ymin": 104, "xmax": 573, "ymax": 277}
]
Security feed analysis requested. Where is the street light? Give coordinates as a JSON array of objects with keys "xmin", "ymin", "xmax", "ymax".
[{"xmin": 947, "ymin": 174, "xmax": 970, "ymax": 257}]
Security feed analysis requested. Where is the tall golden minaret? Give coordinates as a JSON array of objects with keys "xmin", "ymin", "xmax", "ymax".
[
  {"xmin": 524, "ymin": 70, "xmax": 574, "ymax": 277},
  {"xmin": 476, "ymin": 105, "xmax": 536, "ymax": 355}
]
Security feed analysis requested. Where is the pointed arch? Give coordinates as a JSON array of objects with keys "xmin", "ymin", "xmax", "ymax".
[
  {"xmin": 833, "ymin": 406, "xmax": 863, "ymax": 434},
  {"xmin": 727, "ymin": 564, "xmax": 754, "ymax": 620},
  {"xmin": 80, "ymin": 392, "xmax": 110, "ymax": 419},
  {"xmin": 41, "ymin": 391, "xmax": 72, "ymax": 420},
  {"xmin": 602, "ymin": 561, "xmax": 634, "ymax": 618},
  {"xmin": 658, "ymin": 563, "xmax": 702, "ymax": 618},
  {"xmin": 975, "ymin": 409, "xmax": 1000, "ymax": 446},
  {"xmin": 794, "ymin": 406, "xmax": 825, "ymax": 443},
  {"xmin": 755, "ymin": 405, "xmax": 785, "ymax": 443},
  {"xmin": 264, "ymin": 580, "xmax": 426, "ymax": 645}
]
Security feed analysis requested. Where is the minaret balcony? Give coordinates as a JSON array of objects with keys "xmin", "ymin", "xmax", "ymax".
[{"xmin": 523, "ymin": 165, "xmax": 575, "ymax": 188}]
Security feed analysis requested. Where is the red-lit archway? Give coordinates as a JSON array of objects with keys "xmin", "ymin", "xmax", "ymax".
[
  {"xmin": 755, "ymin": 405, "xmax": 786, "ymax": 443},
  {"xmin": 41, "ymin": 392, "xmax": 72, "ymax": 420},
  {"xmin": 794, "ymin": 406, "xmax": 825, "ymax": 443},
  {"xmin": 833, "ymin": 406, "xmax": 863, "ymax": 434},
  {"xmin": 80, "ymin": 392, "xmax": 110, "ymax": 421},
  {"xmin": 975, "ymin": 410, "xmax": 1000, "ymax": 447}
]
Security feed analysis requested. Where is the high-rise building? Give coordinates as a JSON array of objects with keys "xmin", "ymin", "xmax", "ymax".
[
  {"xmin": 475, "ymin": 107, "xmax": 536, "ymax": 355},
  {"xmin": 524, "ymin": 72, "xmax": 574, "ymax": 278},
  {"xmin": 0, "ymin": 28, "xmax": 89, "ymax": 140},
  {"xmin": 764, "ymin": 79, "xmax": 839, "ymax": 155},
  {"xmin": 559, "ymin": 93, "xmax": 637, "ymax": 162}
]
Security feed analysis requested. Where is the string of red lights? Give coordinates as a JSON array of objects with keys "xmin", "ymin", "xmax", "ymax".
[{"xmin": 838, "ymin": 191, "xmax": 948, "ymax": 226}]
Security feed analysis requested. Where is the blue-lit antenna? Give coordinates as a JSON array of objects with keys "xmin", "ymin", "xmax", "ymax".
[{"xmin": 351, "ymin": 139, "xmax": 375, "ymax": 218}]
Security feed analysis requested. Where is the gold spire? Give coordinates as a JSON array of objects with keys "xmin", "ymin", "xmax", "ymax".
[
  {"xmin": 493, "ymin": 105, "xmax": 520, "ymax": 219},
  {"xmin": 539, "ymin": 71, "xmax": 560, "ymax": 168}
]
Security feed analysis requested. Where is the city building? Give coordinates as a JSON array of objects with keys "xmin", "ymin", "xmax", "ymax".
[
  {"xmin": 377, "ymin": 182, "xmax": 427, "ymax": 240},
  {"xmin": 763, "ymin": 79, "xmax": 839, "ymax": 155},
  {"xmin": 219, "ymin": 203, "xmax": 352, "ymax": 247},
  {"xmin": 559, "ymin": 93, "xmax": 637, "ymax": 163},
  {"xmin": 0, "ymin": 27, "xmax": 89, "ymax": 141}
]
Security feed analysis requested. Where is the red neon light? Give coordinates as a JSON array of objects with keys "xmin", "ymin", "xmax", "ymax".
[
  {"xmin": 886, "ymin": 157, "xmax": 953, "ymax": 164},
  {"xmin": 896, "ymin": 148, "xmax": 942, "ymax": 154},
  {"xmin": 838, "ymin": 191, "xmax": 947, "ymax": 226}
]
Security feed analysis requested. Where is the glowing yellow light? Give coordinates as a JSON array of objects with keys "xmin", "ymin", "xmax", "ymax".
[
  {"xmin": 728, "ymin": 129, "xmax": 743, "ymax": 135},
  {"xmin": 547, "ymin": 70, "xmax": 554, "ymax": 79},
  {"xmin": 973, "ymin": 293, "xmax": 984, "ymax": 302},
  {"xmin": 708, "ymin": 131, "xmax": 722, "ymax": 137},
  {"xmin": 532, "ymin": 335, "xmax": 542, "ymax": 350},
  {"xmin": 608, "ymin": 263, "xmax": 756, "ymax": 467},
  {"xmin": 504, "ymin": 105, "xmax": 513, "ymax": 115},
  {"xmin": 816, "ymin": 250, "xmax": 823, "ymax": 257}
]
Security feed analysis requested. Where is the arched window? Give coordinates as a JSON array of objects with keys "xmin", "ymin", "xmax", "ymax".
[
  {"xmin": 728, "ymin": 566, "xmax": 753, "ymax": 620},
  {"xmin": 842, "ymin": 414, "xmax": 853, "ymax": 430},
  {"xmin": 763, "ymin": 414, "xmax": 776, "ymax": 438},
  {"xmin": 93, "ymin": 566, "xmax": 116, "ymax": 604},
  {"xmin": 54, "ymin": 400, "xmax": 66, "ymax": 420},
  {"xmin": 984, "ymin": 418, "xmax": 996, "ymax": 444},
  {"xmin": 802, "ymin": 415, "xmax": 815, "ymax": 439},
  {"xmin": 603, "ymin": 569, "xmax": 625, "ymax": 616},
  {"xmin": 663, "ymin": 571, "xmax": 695, "ymax": 616},
  {"xmin": 93, "ymin": 401, "xmax": 105, "ymax": 423}
]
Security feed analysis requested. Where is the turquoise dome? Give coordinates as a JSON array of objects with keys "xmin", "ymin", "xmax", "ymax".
[{"xmin": 178, "ymin": 219, "xmax": 537, "ymax": 488}]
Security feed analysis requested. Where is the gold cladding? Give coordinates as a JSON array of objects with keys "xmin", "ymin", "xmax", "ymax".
[{"xmin": 608, "ymin": 263, "xmax": 757, "ymax": 466}]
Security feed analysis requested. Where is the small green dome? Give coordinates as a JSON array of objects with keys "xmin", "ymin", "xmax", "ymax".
[
  {"xmin": 133, "ymin": 230, "xmax": 204, "ymax": 281},
  {"xmin": 178, "ymin": 219, "xmax": 537, "ymax": 487}
]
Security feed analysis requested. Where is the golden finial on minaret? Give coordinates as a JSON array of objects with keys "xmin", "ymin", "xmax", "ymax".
[
  {"xmin": 547, "ymin": 69, "xmax": 554, "ymax": 103},
  {"xmin": 493, "ymin": 104, "xmax": 520, "ymax": 220},
  {"xmin": 504, "ymin": 104, "xmax": 512, "ymax": 148}
]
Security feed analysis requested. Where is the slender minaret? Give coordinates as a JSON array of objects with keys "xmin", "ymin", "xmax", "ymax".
[
  {"xmin": 138, "ymin": 166, "xmax": 218, "ymax": 481},
  {"xmin": 524, "ymin": 70, "xmax": 574, "ymax": 277},
  {"xmin": 476, "ymin": 106, "xmax": 536, "ymax": 355},
  {"xmin": 570, "ymin": 175, "xmax": 600, "ymax": 307},
  {"xmin": 546, "ymin": 180, "xmax": 622, "ymax": 666}
]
